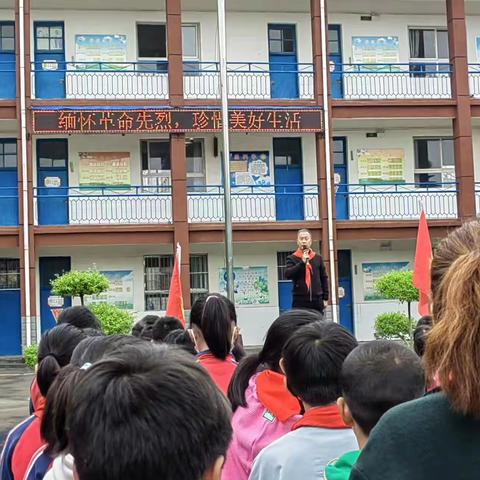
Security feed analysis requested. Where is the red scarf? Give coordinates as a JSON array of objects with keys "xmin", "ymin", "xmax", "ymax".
[
  {"xmin": 293, "ymin": 248, "xmax": 316, "ymax": 292},
  {"xmin": 292, "ymin": 405, "xmax": 348, "ymax": 430}
]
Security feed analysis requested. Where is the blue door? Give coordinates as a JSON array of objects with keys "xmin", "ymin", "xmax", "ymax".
[
  {"xmin": 268, "ymin": 25, "xmax": 299, "ymax": 99},
  {"xmin": 338, "ymin": 250, "xmax": 354, "ymax": 333},
  {"xmin": 37, "ymin": 139, "xmax": 69, "ymax": 225},
  {"xmin": 0, "ymin": 140, "xmax": 18, "ymax": 226},
  {"xmin": 333, "ymin": 137, "xmax": 348, "ymax": 220},
  {"xmin": 277, "ymin": 252, "xmax": 292, "ymax": 313},
  {"xmin": 329, "ymin": 25, "xmax": 343, "ymax": 99},
  {"xmin": 0, "ymin": 258, "xmax": 21, "ymax": 355},
  {"xmin": 274, "ymin": 138, "xmax": 304, "ymax": 221},
  {"xmin": 34, "ymin": 22, "xmax": 65, "ymax": 99},
  {"xmin": 39, "ymin": 257, "xmax": 71, "ymax": 333},
  {"xmin": 0, "ymin": 22, "xmax": 16, "ymax": 99}
]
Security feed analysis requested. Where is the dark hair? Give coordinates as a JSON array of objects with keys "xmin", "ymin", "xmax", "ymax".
[
  {"xmin": 413, "ymin": 315, "xmax": 433, "ymax": 357},
  {"xmin": 137, "ymin": 315, "xmax": 160, "ymax": 341},
  {"xmin": 68, "ymin": 344, "xmax": 232, "ymax": 480},
  {"xmin": 282, "ymin": 321, "xmax": 357, "ymax": 406},
  {"xmin": 36, "ymin": 324, "xmax": 87, "ymax": 397},
  {"xmin": 190, "ymin": 294, "xmax": 233, "ymax": 360},
  {"xmin": 152, "ymin": 316, "xmax": 184, "ymax": 342},
  {"xmin": 42, "ymin": 335, "xmax": 147, "ymax": 455},
  {"xmin": 228, "ymin": 309, "xmax": 321, "ymax": 411},
  {"xmin": 57, "ymin": 306, "xmax": 101, "ymax": 331},
  {"xmin": 131, "ymin": 319, "xmax": 146, "ymax": 337},
  {"xmin": 341, "ymin": 340, "xmax": 425, "ymax": 435},
  {"xmin": 164, "ymin": 329, "xmax": 196, "ymax": 355}
]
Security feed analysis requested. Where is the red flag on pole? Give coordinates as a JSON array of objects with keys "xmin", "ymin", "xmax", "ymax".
[
  {"xmin": 166, "ymin": 243, "xmax": 186, "ymax": 327},
  {"xmin": 413, "ymin": 210, "xmax": 432, "ymax": 316}
]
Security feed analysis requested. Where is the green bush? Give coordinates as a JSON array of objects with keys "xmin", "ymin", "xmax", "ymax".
[
  {"xmin": 51, "ymin": 270, "xmax": 110, "ymax": 305},
  {"xmin": 23, "ymin": 344, "xmax": 38, "ymax": 369},
  {"xmin": 375, "ymin": 271, "xmax": 419, "ymax": 304},
  {"xmin": 89, "ymin": 303, "xmax": 134, "ymax": 335},
  {"xmin": 375, "ymin": 312, "xmax": 415, "ymax": 344}
]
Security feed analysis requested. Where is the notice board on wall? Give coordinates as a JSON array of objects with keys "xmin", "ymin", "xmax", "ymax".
[
  {"xmin": 362, "ymin": 262, "xmax": 410, "ymax": 301},
  {"xmin": 357, "ymin": 149, "xmax": 405, "ymax": 184},
  {"xmin": 218, "ymin": 266, "xmax": 269, "ymax": 305},
  {"xmin": 352, "ymin": 36, "xmax": 400, "ymax": 69},
  {"xmin": 78, "ymin": 152, "xmax": 131, "ymax": 186},
  {"xmin": 230, "ymin": 151, "xmax": 271, "ymax": 186},
  {"xmin": 75, "ymin": 34, "xmax": 127, "ymax": 69}
]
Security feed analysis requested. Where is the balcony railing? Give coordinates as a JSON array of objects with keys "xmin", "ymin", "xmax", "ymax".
[
  {"xmin": 31, "ymin": 61, "xmax": 169, "ymax": 100},
  {"xmin": 34, "ymin": 186, "xmax": 172, "ymax": 225},
  {"xmin": 183, "ymin": 62, "xmax": 314, "ymax": 100},
  {"xmin": 188, "ymin": 184, "xmax": 319, "ymax": 223},
  {"xmin": 337, "ymin": 63, "xmax": 452, "ymax": 100},
  {"xmin": 336, "ymin": 182, "xmax": 458, "ymax": 221},
  {"xmin": 0, "ymin": 186, "xmax": 18, "ymax": 226},
  {"xmin": 468, "ymin": 65, "xmax": 480, "ymax": 98}
]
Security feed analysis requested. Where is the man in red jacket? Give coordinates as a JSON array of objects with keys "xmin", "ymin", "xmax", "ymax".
[{"xmin": 285, "ymin": 229, "xmax": 329, "ymax": 314}]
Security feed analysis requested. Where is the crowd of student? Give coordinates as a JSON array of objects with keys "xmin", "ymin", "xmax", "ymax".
[{"xmin": 0, "ymin": 220, "xmax": 479, "ymax": 479}]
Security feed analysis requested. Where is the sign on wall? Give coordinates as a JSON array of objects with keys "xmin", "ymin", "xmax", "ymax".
[
  {"xmin": 219, "ymin": 266, "xmax": 269, "ymax": 305},
  {"xmin": 79, "ymin": 152, "xmax": 131, "ymax": 186},
  {"xmin": 85, "ymin": 270, "xmax": 134, "ymax": 310},
  {"xmin": 352, "ymin": 36, "xmax": 400, "ymax": 67},
  {"xmin": 32, "ymin": 108, "xmax": 324, "ymax": 135},
  {"xmin": 230, "ymin": 152, "xmax": 271, "ymax": 186},
  {"xmin": 75, "ymin": 34, "xmax": 127, "ymax": 70},
  {"xmin": 357, "ymin": 149, "xmax": 405, "ymax": 184},
  {"xmin": 362, "ymin": 262, "xmax": 409, "ymax": 301}
]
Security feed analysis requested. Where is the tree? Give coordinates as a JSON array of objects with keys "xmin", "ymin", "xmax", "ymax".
[
  {"xmin": 88, "ymin": 303, "xmax": 134, "ymax": 335},
  {"xmin": 51, "ymin": 270, "xmax": 110, "ymax": 305},
  {"xmin": 375, "ymin": 312, "xmax": 415, "ymax": 346}
]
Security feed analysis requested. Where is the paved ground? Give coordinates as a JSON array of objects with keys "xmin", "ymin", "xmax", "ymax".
[{"xmin": 0, "ymin": 366, "xmax": 34, "ymax": 449}]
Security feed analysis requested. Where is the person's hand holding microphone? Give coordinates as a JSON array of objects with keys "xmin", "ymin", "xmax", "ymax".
[{"xmin": 302, "ymin": 245, "xmax": 310, "ymax": 264}]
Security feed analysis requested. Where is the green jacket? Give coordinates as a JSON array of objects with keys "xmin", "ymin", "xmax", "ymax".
[{"xmin": 324, "ymin": 451, "xmax": 360, "ymax": 480}]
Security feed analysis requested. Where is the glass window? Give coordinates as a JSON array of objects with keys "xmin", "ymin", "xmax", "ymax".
[
  {"xmin": 277, "ymin": 252, "xmax": 290, "ymax": 281},
  {"xmin": 36, "ymin": 26, "xmax": 49, "ymax": 38},
  {"xmin": 0, "ymin": 23, "xmax": 14, "ymax": 53},
  {"xmin": 0, "ymin": 140, "xmax": 16, "ymax": 169},
  {"xmin": 437, "ymin": 30, "xmax": 449, "ymax": 59},
  {"xmin": 190, "ymin": 254, "xmax": 209, "ymax": 305},
  {"xmin": 186, "ymin": 139, "xmax": 205, "ymax": 187},
  {"xmin": 442, "ymin": 138, "xmax": 454, "ymax": 166},
  {"xmin": 269, "ymin": 39, "xmax": 282, "ymax": 53},
  {"xmin": 35, "ymin": 25, "xmax": 63, "ymax": 52},
  {"xmin": 182, "ymin": 24, "xmax": 199, "ymax": 59},
  {"xmin": 37, "ymin": 140, "xmax": 67, "ymax": 168},
  {"xmin": 414, "ymin": 138, "xmax": 455, "ymax": 186},
  {"xmin": 268, "ymin": 26, "xmax": 296, "ymax": 54},
  {"xmin": 137, "ymin": 24, "xmax": 166, "ymax": 58},
  {"xmin": 141, "ymin": 140, "xmax": 170, "ymax": 171},
  {"xmin": 409, "ymin": 28, "xmax": 449, "ymax": 60},
  {"xmin": 0, "ymin": 258, "xmax": 20, "ymax": 289}
]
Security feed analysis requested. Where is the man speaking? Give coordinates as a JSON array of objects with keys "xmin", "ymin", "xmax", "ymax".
[{"xmin": 285, "ymin": 229, "xmax": 329, "ymax": 314}]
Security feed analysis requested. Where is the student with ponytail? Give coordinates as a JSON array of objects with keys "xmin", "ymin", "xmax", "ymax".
[
  {"xmin": 190, "ymin": 294, "xmax": 238, "ymax": 394},
  {"xmin": 351, "ymin": 221, "xmax": 480, "ymax": 480},
  {"xmin": 222, "ymin": 310, "xmax": 321, "ymax": 480}
]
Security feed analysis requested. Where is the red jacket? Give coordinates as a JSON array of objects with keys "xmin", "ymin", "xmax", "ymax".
[{"xmin": 197, "ymin": 352, "xmax": 237, "ymax": 394}]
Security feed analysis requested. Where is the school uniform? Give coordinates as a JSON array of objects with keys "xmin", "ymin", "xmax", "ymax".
[
  {"xmin": 249, "ymin": 405, "xmax": 357, "ymax": 480},
  {"xmin": 325, "ymin": 451, "xmax": 361, "ymax": 480},
  {"xmin": 23, "ymin": 446, "xmax": 52, "ymax": 480},
  {"xmin": 197, "ymin": 351, "xmax": 237, "ymax": 395},
  {"xmin": 222, "ymin": 370, "xmax": 302, "ymax": 480}
]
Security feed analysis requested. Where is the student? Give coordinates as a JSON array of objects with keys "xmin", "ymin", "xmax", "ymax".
[
  {"xmin": 56, "ymin": 306, "xmax": 101, "ymax": 331},
  {"xmin": 190, "ymin": 295, "xmax": 238, "ymax": 394},
  {"xmin": 413, "ymin": 315, "xmax": 432, "ymax": 357},
  {"xmin": 131, "ymin": 318, "xmax": 146, "ymax": 337},
  {"xmin": 351, "ymin": 221, "xmax": 480, "ymax": 480},
  {"xmin": 223, "ymin": 310, "xmax": 321, "ymax": 480},
  {"xmin": 249, "ymin": 321, "xmax": 358, "ymax": 480},
  {"xmin": 152, "ymin": 316, "xmax": 184, "ymax": 343},
  {"xmin": 164, "ymin": 329, "xmax": 197, "ymax": 355},
  {"xmin": 67, "ymin": 344, "xmax": 232, "ymax": 480},
  {"xmin": 10, "ymin": 324, "xmax": 87, "ymax": 480},
  {"xmin": 325, "ymin": 341, "xmax": 425, "ymax": 480},
  {"xmin": 138, "ymin": 314, "xmax": 160, "ymax": 341}
]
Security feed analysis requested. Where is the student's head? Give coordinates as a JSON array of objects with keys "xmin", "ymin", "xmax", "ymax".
[
  {"xmin": 68, "ymin": 344, "xmax": 232, "ymax": 480},
  {"xmin": 228, "ymin": 309, "xmax": 322, "ymax": 411},
  {"xmin": 338, "ymin": 341, "xmax": 425, "ymax": 446},
  {"xmin": 137, "ymin": 315, "xmax": 160, "ymax": 341},
  {"xmin": 190, "ymin": 294, "xmax": 235, "ymax": 360},
  {"xmin": 425, "ymin": 222, "xmax": 480, "ymax": 416},
  {"xmin": 164, "ymin": 329, "xmax": 197, "ymax": 355},
  {"xmin": 413, "ymin": 315, "xmax": 433, "ymax": 357},
  {"xmin": 281, "ymin": 321, "xmax": 357, "ymax": 407},
  {"xmin": 36, "ymin": 324, "xmax": 87, "ymax": 397},
  {"xmin": 297, "ymin": 228, "xmax": 312, "ymax": 250},
  {"xmin": 131, "ymin": 318, "xmax": 146, "ymax": 337},
  {"xmin": 57, "ymin": 306, "xmax": 101, "ymax": 331},
  {"xmin": 152, "ymin": 316, "xmax": 184, "ymax": 343}
]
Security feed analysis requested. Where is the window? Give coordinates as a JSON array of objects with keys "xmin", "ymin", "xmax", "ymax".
[
  {"xmin": 35, "ymin": 24, "xmax": 63, "ymax": 52},
  {"xmin": 328, "ymin": 27, "xmax": 341, "ymax": 55},
  {"xmin": 137, "ymin": 23, "xmax": 167, "ymax": 71},
  {"xmin": 268, "ymin": 26, "xmax": 295, "ymax": 54},
  {"xmin": 0, "ymin": 140, "xmax": 16, "ymax": 169},
  {"xmin": 0, "ymin": 23, "xmax": 14, "ymax": 52},
  {"xmin": 187, "ymin": 139, "xmax": 206, "ymax": 188},
  {"xmin": 277, "ymin": 252, "xmax": 290, "ymax": 281},
  {"xmin": 37, "ymin": 140, "xmax": 67, "ymax": 168},
  {"xmin": 0, "ymin": 258, "xmax": 20, "ymax": 289},
  {"xmin": 414, "ymin": 138, "xmax": 454, "ymax": 186},
  {"xmin": 144, "ymin": 254, "xmax": 209, "ymax": 310},
  {"xmin": 409, "ymin": 28, "xmax": 449, "ymax": 73}
]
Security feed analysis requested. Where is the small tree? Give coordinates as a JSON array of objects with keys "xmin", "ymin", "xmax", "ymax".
[
  {"xmin": 375, "ymin": 312, "xmax": 415, "ymax": 345},
  {"xmin": 23, "ymin": 344, "xmax": 38, "ymax": 369},
  {"xmin": 51, "ymin": 270, "xmax": 110, "ymax": 305},
  {"xmin": 88, "ymin": 303, "xmax": 134, "ymax": 335}
]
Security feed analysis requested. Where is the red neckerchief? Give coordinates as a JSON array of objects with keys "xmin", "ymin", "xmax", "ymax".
[
  {"xmin": 256, "ymin": 370, "xmax": 302, "ymax": 422},
  {"xmin": 292, "ymin": 405, "xmax": 348, "ymax": 430},
  {"xmin": 293, "ymin": 248, "xmax": 316, "ymax": 292}
]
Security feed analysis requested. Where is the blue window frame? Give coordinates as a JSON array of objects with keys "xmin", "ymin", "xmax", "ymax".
[
  {"xmin": 35, "ymin": 23, "xmax": 64, "ymax": 53},
  {"xmin": 0, "ymin": 23, "xmax": 14, "ymax": 53},
  {"xmin": 0, "ymin": 140, "xmax": 16, "ymax": 169}
]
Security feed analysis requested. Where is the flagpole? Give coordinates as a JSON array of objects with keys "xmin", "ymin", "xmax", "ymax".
[{"xmin": 217, "ymin": 0, "xmax": 235, "ymax": 302}]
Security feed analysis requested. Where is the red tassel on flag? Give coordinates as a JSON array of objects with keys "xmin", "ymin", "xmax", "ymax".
[
  {"xmin": 413, "ymin": 210, "xmax": 432, "ymax": 316},
  {"xmin": 166, "ymin": 243, "xmax": 186, "ymax": 327}
]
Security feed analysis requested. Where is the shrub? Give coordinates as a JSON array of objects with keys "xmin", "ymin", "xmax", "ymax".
[
  {"xmin": 51, "ymin": 270, "xmax": 110, "ymax": 305},
  {"xmin": 23, "ymin": 344, "xmax": 38, "ymax": 369},
  {"xmin": 375, "ymin": 312, "xmax": 415, "ymax": 345},
  {"xmin": 88, "ymin": 303, "xmax": 134, "ymax": 335}
]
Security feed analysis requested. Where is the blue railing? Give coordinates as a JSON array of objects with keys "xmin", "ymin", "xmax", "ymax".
[
  {"xmin": 31, "ymin": 61, "xmax": 169, "ymax": 100},
  {"xmin": 335, "ymin": 182, "xmax": 457, "ymax": 220},
  {"xmin": 188, "ymin": 184, "xmax": 319, "ymax": 223},
  {"xmin": 34, "ymin": 185, "xmax": 172, "ymax": 225},
  {"xmin": 336, "ymin": 63, "xmax": 452, "ymax": 99},
  {"xmin": 0, "ymin": 186, "xmax": 18, "ymax": 226}
]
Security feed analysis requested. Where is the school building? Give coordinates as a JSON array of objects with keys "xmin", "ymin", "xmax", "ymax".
[{"xmin": 0, "ymin": 0, "xmax": 476, "ymax": 354}]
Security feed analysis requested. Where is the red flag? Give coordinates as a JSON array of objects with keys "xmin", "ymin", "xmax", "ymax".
[
  {"xmin": 166, "ymin": 243, "xmax": 186, "ymax": 327},
  {"xmin": 413, "ymin": 210, "xmax": 432, "ymax": 316}
]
